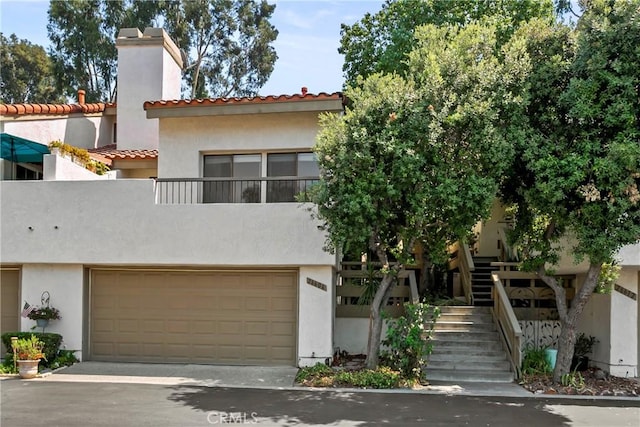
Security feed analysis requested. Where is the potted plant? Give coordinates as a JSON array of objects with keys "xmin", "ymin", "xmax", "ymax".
[
  {"xmin": 27, "ymin": 305, "xmax": 61, "ymax": 329},
  {"xmin": 12, "ymin": 335, "xmax": 46, "ymax": 379},
  {"xmin": 572, "ymin": 333, "xmax": 597, "ymax": 371}
]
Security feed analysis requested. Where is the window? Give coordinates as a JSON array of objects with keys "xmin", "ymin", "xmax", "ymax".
[
  {"xmin": 267, "ymin": 152, "xmax": 319, "ymax": 202},
  {"xmin": 203, "ymin": 154, "xmax": 261, "ymax": 203},
  {"xmin": 201, "ymin": 152, "xmax": 319, "ymax": 203}
]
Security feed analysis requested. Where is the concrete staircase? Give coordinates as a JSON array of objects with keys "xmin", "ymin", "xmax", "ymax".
[
  {"xmin": 471, "ymin": 257, "xmax": 499, "ymax": 306},
  {"xmin": 426, "ymin": 306, "xmax": 514, "ymax": 383}
]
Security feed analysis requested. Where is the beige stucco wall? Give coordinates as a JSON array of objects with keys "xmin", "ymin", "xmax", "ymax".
[
  {"xmin": 1, "ymin": 115, "xmax": 114, "ymax": 149},
  {"xmin": 578, "ymin": 268, "xmax": 639, "ymax": 377},
  {"xmin": 158, "ymin": 112, "xmax": 323, "ymax": 178},
  {"xmin": 474, "ymin": 199, "xmax": 505, "ymax": 258}
]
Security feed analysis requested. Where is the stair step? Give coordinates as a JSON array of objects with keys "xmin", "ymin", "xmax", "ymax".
[
  {"xmin": 429, "ymin": 353, "xmax": 507, "ymax": 362},
  {"xmin": 431, "ymin": 330, "xmax": 499, "ymax": 339},
  {"xmin": 431, "ymin": 339, "xmax": 504, "ymax": 351},
  {"xmin": 427, "ymin": 359, "xmax": 511, "ymax": 371},
  {"xmin": 425, "ymin": 369, "xmax": 514, "ymax": 383},
  {"xmin": 430, "ymin": 348, "xmax": 507, "ymax": 358},
  {"xmin": 437, "ymin": 306, "xmax": 491, "ymax": 314},
  {"xmin": 437, "ymin": 314, "xmax": 493, "ymax": 323},
  {"xmin": 433, "ymin": 321, "xmax": 496, "ymax": 331}
]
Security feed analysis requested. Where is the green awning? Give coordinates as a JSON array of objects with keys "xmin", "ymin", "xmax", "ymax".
[{"xmin": 0, "ymin": 133, "xmax": 50, "ymax": 163}]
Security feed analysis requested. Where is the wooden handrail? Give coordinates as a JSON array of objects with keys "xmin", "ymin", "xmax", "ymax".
[
  {"xmin": 492, "ymin": 272, "xmax": 523, "ymax": 379},
  {"xmin": 458, "ymin": 241, "xmax": 475, "ymax": 305}
]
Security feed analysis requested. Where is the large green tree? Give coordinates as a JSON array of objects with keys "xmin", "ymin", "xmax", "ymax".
[
  {"xmin": 162, "ymin": 0, "xmax": 278, "ymax": 98},
  {"xmin": 339, "ymin": 0, "xmax": 554, "ymax": 87},
  {"xmin": 0, "ymin": 33, "xmax": 63, "ymax": 104},
  {"xmin": 47, "ymin": 0, "xmax": 278, "ymax": 102},
  {"xmin": 313, "ymin": 22, "xmax": 527, "ymax": 368},
  {"xmin": 504, "ymin": 1, "xmax": 640, "ymax": 382}
]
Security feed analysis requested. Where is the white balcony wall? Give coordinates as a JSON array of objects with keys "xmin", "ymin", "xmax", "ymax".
[
  {"xmin": 43, "ymin": 154, "xmax": 113, "ymax": 181},
  {"xmin": 1, "ymin": 115, "xmax": 114, "ymax": 149},
  {"xmin": 158, "ymin": 112, "xmax": 323, "ymax": 178},
  {"xmin": 0, "ymin": 180, "xmax": 333, "ymax": 266}
]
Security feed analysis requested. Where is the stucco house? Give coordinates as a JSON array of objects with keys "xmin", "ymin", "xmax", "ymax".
[{"xmin": 0, "ymin": 27, "xmax": 638, "ymax": 379}]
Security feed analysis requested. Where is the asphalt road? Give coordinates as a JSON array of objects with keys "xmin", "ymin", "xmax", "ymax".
[{"xmin": 1, "ymin": 380, "xmax": 639, "ymax": 427}]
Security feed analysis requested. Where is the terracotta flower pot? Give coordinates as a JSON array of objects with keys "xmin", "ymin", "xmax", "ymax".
[{"xmin": 17, "ymin": 359, "xmax": 40, "ymax": 379}]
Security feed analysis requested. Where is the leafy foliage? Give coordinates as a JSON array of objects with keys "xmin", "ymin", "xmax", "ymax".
[
  {"xmin": 561, "ymin": 370, "xmax": 585, "ymax": 389},
  {"xmin": 334, "ymin": 366, "xmax": 401, "ymax": 388},
  {"xmin": 2, "ymin": 332, "xmax": 63, "ymax": 365},
  {"xmin": 48, "ymin": 349, "xmax": 80, "ymax": 370},
  {"xmin": 521, "ymin": 347, "xmax": 552, "ymax": 375},
  {"xmin": 339, "ymin": 0, "xmax": 555, "ymax": 87},
  {"xmin": 27, "ymin": 306, "xmax": 61, "ymax": 321},
  {"xmin": 11, "ymin": 335, "xmax": 45, "ymax": 361},
  {"xmin": 574, "ymin": 333, "xmax": 597, "ymax": 357},
  {"xmin": 47, "ymin": 0, "xmax": 278, "ymax": 102},
  {"xmin": 380, "ymin": 303, "xmax": 439, "ymax": 380},
  {"xmin": 0, "ymin": 33, "xmax": 63, "ymax": 103},
  {"xmin": 502, "ymin": 0, "xmax": 640, "ymax": 382},
  {"xmin": 295, "ymin": 363, "xmax": 402, "ymax": 388},
  {"xmin": 313, "ymin": 20, "xmax": 528, "ymax": 368}
]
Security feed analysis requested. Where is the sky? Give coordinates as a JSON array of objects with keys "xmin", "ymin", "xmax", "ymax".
[{"xmin": 0, "ymin": 0, "xmax": 385, "ymax": 98}]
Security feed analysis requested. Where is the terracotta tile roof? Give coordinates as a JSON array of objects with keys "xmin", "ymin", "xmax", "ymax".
[
  {"xmin": 88, "ymin": 144, "xmax": 158, "ymax": 163},
  {"xmin": 143, "ymin": 91, "xmax": 343, "ymax": 110},
  {"xmin": 0, "ymin": 102, "xmax": 115, "ymax": 116}
]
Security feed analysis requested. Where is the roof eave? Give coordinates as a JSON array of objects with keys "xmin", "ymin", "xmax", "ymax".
[{"xmin": 144, "ymin": 98, "xmax": 344, "ymax": 119}]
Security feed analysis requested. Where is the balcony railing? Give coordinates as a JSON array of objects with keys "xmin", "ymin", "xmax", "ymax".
[{"xmin": 154, "ymin": 176, "xmax": 319, "ymax": 204}]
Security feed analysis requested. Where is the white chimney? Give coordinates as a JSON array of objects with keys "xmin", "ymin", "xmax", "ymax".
[{"xmin": 115, "ymin": 28, "xmax": 183, "ymax": 150}]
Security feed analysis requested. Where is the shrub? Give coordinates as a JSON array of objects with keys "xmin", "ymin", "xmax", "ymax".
[
  {"xmin": 49, "ymin": 349, "xmax": 79, "ymax": 370},
  {"xmin": 522, "ymin": 347, "xmax": 552, "ymax": 375},
  {"xmin": 334, "ymin": 367, "xmax": 401, "ymax": 388},
  {"xmin": 380, "ymin": 303, "xmax": 440, "ymax": 380},
  {"xmin": 295, "ymin": 363, "xmax": 333, "ymax": 383},
  {"xmin": 12, "ymin": 335, "xmax": 45, "ymax": 360},
  {"xmin": 2, "ymin": 332, "xmax": 63, "ymax": 367}
]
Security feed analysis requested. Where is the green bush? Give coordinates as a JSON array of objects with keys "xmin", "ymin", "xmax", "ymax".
[
  {"xmin": 380, "ymin": 303, "xmax": 440, "ymax": 380},
  {"xmin": 295, "ymin": 363, "xmax": 333, "ymax": 382},
  {"xmin": 522, "ymin": 347, "xmax": 552, "ymax": 375},
  {"xmin": 2, "ymin": 332, "xmax": 63, "ymax": 367},
  {"xmin": 334, "ymin": 367, "xmax": 401, "ymax": 388}
]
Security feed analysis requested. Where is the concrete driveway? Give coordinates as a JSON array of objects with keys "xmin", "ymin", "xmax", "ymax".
[{"xmin": 43, "ymin": 361, "xmax": 299, "ymax": 388}]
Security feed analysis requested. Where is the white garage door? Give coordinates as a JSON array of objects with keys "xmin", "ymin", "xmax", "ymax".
[{"xmin": 90, "ymin": 269, "xmax": 297, "ymax": 365}]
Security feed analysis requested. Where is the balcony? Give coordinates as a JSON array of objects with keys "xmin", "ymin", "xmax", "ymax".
[{"xmin": 154, "ymin": 177, "xmax": 319, "ymax": 204}]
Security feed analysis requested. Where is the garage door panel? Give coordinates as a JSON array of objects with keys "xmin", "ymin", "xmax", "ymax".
[
  {"xmin": 167, "ymin": 320, "xmax": 189, "ymax": 333},
  {"xmin": 91, "ymin": 270, "xmax": 297, "ymax": 365},
  {"xmin": 272, "ymin": 321, "xmax": 295, "ymax": 336},
  {"xmin": 272, "ymin": 297, "xmax": 296, "ymax": 311},
  {"xmin": 118, "ymin": 319, "xmax": 139, "ymax": 332},
  {"xmin": 246, "ymin": 322, "xmax": 268, "ymax": 335},
  {"xmin": 1, "ymin": 270, "xmax": 20, "ymax": 355}
]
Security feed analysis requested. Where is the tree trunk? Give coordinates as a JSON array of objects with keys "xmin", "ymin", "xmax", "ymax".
[
  {"xmin": 365, "ymin": 273, "xmax": 395, "ymax": 369},
  {"xmin": 420, "ymin": 250, "xmax": 434, "ymax": 295},
  {"xmin": 365, "ymin": 232, "xmax": 400, "ymax": 370},
  {"xmin": 549, "ymin": 263, "xmax": 602, "ymax": 383}
]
